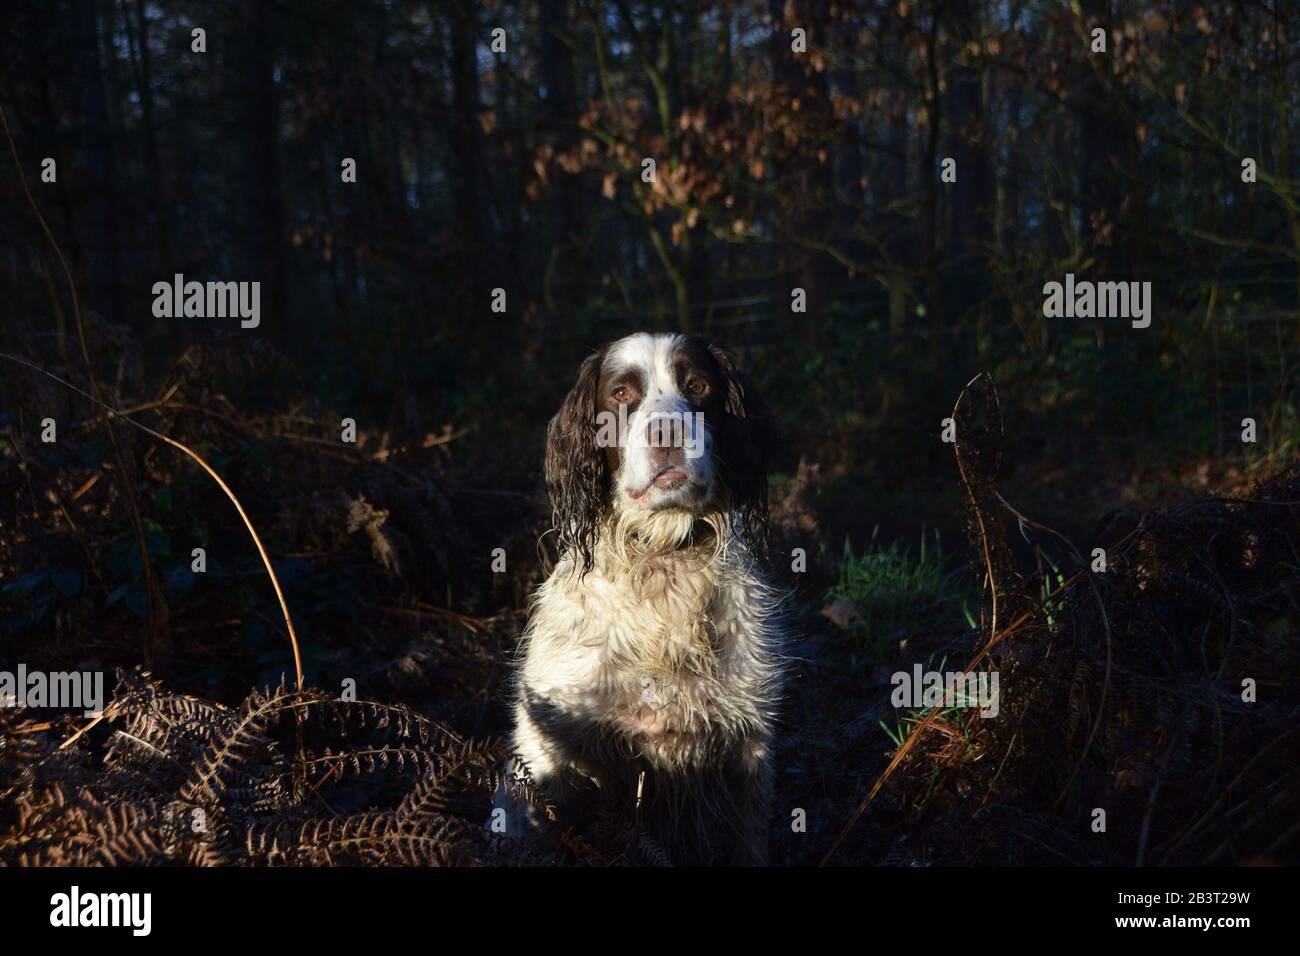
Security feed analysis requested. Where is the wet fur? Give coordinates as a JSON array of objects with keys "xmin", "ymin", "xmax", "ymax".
[{"xmin": 500, "ymin": 333, "xmax": 784, "ymax": 865}]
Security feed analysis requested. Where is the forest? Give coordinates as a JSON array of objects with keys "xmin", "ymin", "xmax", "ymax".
[{"xmin": 0, "ymin": 0, "xmax": 1297, "ymax": 868}]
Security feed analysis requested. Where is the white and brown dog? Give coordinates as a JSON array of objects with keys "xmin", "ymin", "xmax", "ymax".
[{"xmin": 499, "ymin": 332, "xmax": 785, "ymax": 865}]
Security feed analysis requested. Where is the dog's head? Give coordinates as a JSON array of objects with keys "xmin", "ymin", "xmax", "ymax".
[{"xmin": 545, "ymin": 332, "xmax": 778, "ymax": 568}]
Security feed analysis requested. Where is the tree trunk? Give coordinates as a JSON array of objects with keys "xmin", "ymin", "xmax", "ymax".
[
  {"xmin": 235, "ymin": 0, "xmax": 287, "ymax": 346},
  {"xmin": 76, "ymin": 0, "xmax": 122, "ymax": 329}
]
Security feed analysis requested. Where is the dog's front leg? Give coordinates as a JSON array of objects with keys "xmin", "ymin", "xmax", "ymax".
[
  {"xmin": 497, "ymin": 693, "xmax": 604, "ymax": 837},
  {"xmin": 493, "ymin": 699, "xmax": 568, "ymax": 838}
]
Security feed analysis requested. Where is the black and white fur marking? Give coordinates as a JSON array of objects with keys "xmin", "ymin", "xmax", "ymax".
[{"xmin": 499, "ymin": 332, "xmax": 785, "ymax": 865}]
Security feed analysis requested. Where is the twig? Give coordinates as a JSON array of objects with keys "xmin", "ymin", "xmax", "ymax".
[
  {"xmin": 821, "ymin": 373, "xmax": 1005, "ymax": 865},
  {"xmin": 989, "ymin": 488, "xmax": 1115, "ymax": 811},
  {"xmin": 820, "ymin": 373, "xmax": 1138, "ymax": 864},
  {"xmin": 2, "ymin": 101, "xmax": 169, "ymax": 664},
  {"xmin": 0, "ymin": 352, "xmax": 304, "ymax": 691}
]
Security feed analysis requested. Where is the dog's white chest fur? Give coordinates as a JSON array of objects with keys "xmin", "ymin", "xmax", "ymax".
[{"xmin": 518, "ymin": 542, "xmax": 780, "ymax": 773}]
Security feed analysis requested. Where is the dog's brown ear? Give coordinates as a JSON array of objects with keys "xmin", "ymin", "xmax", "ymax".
[
  {"xmin": 545, "ymin": 347, "xmax": 608, "ymax": 571},
  {"xmin": 708, "ymin": 344, "xmax": 780, "ymax": 545}
]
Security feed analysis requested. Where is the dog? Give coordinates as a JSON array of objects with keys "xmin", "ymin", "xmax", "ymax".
[{"xmin": 498, "ymin": 332, "xmax": 786, "ymax": 865}]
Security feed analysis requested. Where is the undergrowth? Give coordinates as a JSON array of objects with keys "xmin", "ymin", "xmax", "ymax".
[{"xmin": 826, "ymin": 528, "xmax": 977, "ymax": 671}]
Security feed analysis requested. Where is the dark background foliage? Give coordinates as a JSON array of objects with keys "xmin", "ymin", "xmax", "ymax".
[
  {"xmin": 3, "ymin": 1, "xmax": 1297, "ymax": 469},
  {"xmin": 1, "ymin": 0, "xmax": 1298, "ymax": 866}
]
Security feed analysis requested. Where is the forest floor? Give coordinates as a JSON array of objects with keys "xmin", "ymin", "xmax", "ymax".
[{"xmin": 1, "ymin": 340, "xmax": 1296, "ymax": 866}]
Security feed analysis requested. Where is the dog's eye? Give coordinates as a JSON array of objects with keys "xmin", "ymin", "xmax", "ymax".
[
  {"xmin": 612, "ymin": 386, "xmax": 633, "ymax": 403},
  {"xmin": 686, "ymin": 377, "xmax": 708, "ymax": 397}
]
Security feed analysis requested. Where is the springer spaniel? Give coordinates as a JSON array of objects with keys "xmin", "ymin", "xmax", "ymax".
[{"xmin": 499, "ymin": 332, "xmax": 785, "ymax": 865}]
